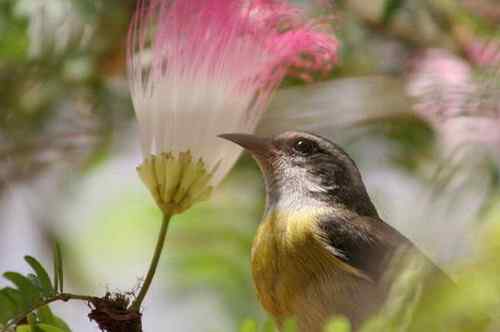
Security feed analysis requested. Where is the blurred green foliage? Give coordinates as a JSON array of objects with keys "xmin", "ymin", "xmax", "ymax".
[
  {"xmin": 0, "ymin": 0, "xmax": 135, "ymax": 189},
  {"xmin": 0, "ymin": 2, "xmax": 29, "ymax": 61},
  {"xmin": 354, "ymin": 112, "xmax": 436, "ymax": 170},
  {"xmin": 381, "ymin": 0, "xmax": 406, "ymax": 25}
]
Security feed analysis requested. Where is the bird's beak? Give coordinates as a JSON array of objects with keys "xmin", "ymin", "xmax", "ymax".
[{"xmin": 218, "ymin": 133, "xmax": 272, "ymax": 158}]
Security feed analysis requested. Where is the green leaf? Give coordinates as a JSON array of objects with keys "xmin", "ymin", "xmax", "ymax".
[
  {"xmin": 260, "ymin": 320, "xmax": 276, "ymax": 332},
  {"xmin": 50, "ymin": 317, "xmax": 71, "ymax": 332},
  {"xmin": 35, "ymin": 306, "xmax": 71, "ymax": 332},
  {"xmin": 3, "ymin": 287, "xmax": 24, "ymax": 310},
  {"xmin": 240, "ymin": 319, "xmax": 258, "ymax": 332},
  {"xmin": 16, "ymin": 324, "xmax": 66, "ymax": 332},
  {"xmin": 382, "ymin": 0, "xmax": 406, "ymax": 25},
  {"xmin": 16, "ymin": 325, "xmax": 31, "ymax": 332},
  {"xmin": 283, "ymin": 319, "xmax": 297, "ymax": 332},
  {"xmin": 0, "ymin": 255, "xmax": 72, "ymax": 332},
  {"xmin": 36, "ymin": 306, "xmax": 55, "ymax": 325},
  {"xmin": 37, "ymin": 325, "xmax": 66, "ymax": 332},
  {"xmin": 3, "ymin": 272, "xmax": 42, "ymax": 309},
  {"xmin": 27, "ymin": 274, "xmax": 45, "ymax": 297},
  {"xmin": 53, "ymin": 244, "xmax": 64, "ymax": 293},
  {"xmin": 0, "ymin": 290, "xmax": 16, "ymax": 323},
  {"xmin": 324, "ymin": 317, "xmax": 352, "ymax": 332},
  {"xmin": 25, "ymin": 257, "xmax": 55, "ymax": 297}
]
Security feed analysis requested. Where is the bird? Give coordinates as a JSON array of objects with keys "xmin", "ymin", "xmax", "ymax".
[{"xmin": 219, "ymin": 131, "xmax": 452, "ymax": 332}]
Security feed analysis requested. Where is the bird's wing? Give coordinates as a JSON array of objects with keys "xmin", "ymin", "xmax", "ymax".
[{"xmin": 315, "ymin": 214, "xmax": 415, "ymax": 282}]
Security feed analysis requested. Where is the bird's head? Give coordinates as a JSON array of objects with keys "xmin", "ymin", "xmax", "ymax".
[{"xmin": 219, "ymin": 131, "xmax": 378, "ymax": 217}]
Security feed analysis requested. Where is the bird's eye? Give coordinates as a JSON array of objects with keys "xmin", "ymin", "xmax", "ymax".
[{"xmin": 293, "ymin": 139, "xmax": 318, "ymax": 155}]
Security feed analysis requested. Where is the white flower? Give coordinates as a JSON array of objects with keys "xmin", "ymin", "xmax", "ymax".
[{"xmin": 127, "ymin": 0, "xmax": 338, "ymax": 214}]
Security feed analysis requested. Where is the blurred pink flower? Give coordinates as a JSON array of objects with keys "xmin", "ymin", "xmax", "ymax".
[
  {"xmin": 407, "ymin": 49, "xmax": 474, "ymax": 119},
  {"xmin": 127, "ymin": 0, "xmax": 338, "ymax": 186},
  {"xmin": 464, "ymin": 38, "xmax": 500, "ymax": 69},
  {"xmin": 407, "ymin": 49, "xmax": 500, "ymax": 149}
]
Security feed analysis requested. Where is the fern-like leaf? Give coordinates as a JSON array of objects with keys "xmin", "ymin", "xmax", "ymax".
[
  {"xmin": 24, "ymin": 257, "xmax": 55, "ymax": 298},
  {"xmin": 0, "ymin": 255, "xmax": 71, "ymax": 332}
]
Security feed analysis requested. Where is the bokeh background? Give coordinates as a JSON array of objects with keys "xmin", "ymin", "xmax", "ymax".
[{"xmin": 1, "ymin": 0, "xmax": 500, "ymax": 331}]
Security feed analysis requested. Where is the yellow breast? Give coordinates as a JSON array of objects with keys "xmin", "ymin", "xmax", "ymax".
[
  {"xmin": 250, "ymin": 208, "xmax": 330, "ymax": 319},
  {"xmin": 251, "ymin": 207, "xmax": 382, "ymax": 332}
]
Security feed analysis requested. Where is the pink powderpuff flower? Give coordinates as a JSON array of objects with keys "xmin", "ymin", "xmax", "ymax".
[
  {"xmin": 406, "ymin": 49, "xmax": 500, "ymax": 152},
  {"xmin": 127, "ymin": 0, "xmax": 338, "ymax": 213},
  {"xmin": 464, "ymin": 38, "xmax": 500, "ymax": 69},
  {"xmin": 407, "ymin": 49, "xmax": 474, "ymax": 119},
  {"xmin": 246, "ymin": 0, "xmax": 339, "ymax": 81}
]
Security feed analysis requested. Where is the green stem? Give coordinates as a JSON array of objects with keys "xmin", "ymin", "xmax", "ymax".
[{"xmin": 130, "ymin": 212, "xmax": 172, "ymax": 311}]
